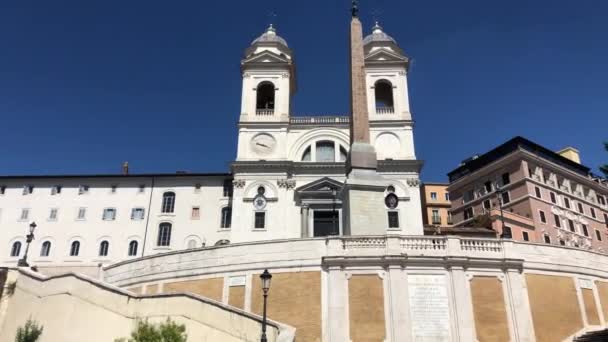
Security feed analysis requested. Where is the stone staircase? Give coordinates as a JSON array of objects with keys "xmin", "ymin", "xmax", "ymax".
[{"xmin": 574, "ymin": 329, "xmax": 608, "ymax": 342}]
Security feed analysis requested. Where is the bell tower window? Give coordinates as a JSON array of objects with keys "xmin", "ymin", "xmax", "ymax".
[
  {"xmin": 374, "ymin": 80, "xmax": 394, "ymax": 114},
  {"xmin": 256, "ymin": 82, "xmax": 275, "ymax": 115}
]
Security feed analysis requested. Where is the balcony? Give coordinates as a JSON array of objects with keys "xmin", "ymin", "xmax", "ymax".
[
  {"xmin": 375, "ymin": 107, "xmax": 394, "ymax": 114},
  {"xmin": 256, "ymin": 109, "xmax": 274, "ymax": 116},
  {"xmin": 289, "ymin": 116, "xmax": 349, "ymax": 125}
]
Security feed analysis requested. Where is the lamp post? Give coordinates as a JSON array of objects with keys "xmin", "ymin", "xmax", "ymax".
[
  {"xmin": 17, "ymin": 222, "xmax": 37, "ymax": 267},
  {"xmin": 260, "ymin": 269, "xmax": 272, "ymax": 342},
  {"xmin": 494, "ymin": 184, "xmax": 510, "ymax": 239}
]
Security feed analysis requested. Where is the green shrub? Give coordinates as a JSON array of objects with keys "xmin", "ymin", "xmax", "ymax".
[
  {"xmin": 15, "ymin": 318, "xmax": 43, "ymax": 342},
  {"xmin": 115, "ymin": 318, "xmax": 187, "ymax": 342}
]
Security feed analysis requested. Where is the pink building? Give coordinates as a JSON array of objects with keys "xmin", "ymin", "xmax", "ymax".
[{"xmin": 448, "ymin": 137, "xmax": 608, "ymax": 251}]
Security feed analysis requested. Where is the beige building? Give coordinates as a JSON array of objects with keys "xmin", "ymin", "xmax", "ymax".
[{"xmin": 420, "ymin": 183, "xmax": 452, "ymax": 226}]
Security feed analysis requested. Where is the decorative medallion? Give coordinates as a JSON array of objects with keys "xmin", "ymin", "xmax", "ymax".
[
  {"xmin": 233, "ymin": 179, "xmax": 246, "ymax": 189},
  {"xmin": 385, "ymin": 193, "xmax": 399, "ymax": 209},
  {"xmin": 254, "ymin": 195, "xmax": 267, "ymax": 210}
]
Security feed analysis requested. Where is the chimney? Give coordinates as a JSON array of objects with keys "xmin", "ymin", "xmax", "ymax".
[
  {"xmin": 121, "ymin": 161, "xmax": 129, "ymax": 175},
  {"xmin": 557, "ymin": 147, "xmax": 581, "ymax": 164}
]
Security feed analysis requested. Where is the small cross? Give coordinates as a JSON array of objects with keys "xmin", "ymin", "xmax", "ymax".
[{"xmin": 371, "ymin": 8, "xmax": 383, "ymax": 24}]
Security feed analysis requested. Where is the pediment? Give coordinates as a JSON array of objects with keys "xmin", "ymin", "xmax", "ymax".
[
  {"xmin": 242, "ymin": 50, "xmax": 290, "ymax": 65},
  {"xmin": 365, "ymin": 49, "xmax": 409, "ymax": 63},
  {"xmin": 295, "ymin": 177, "xmax": 343, "ymax": 194}
]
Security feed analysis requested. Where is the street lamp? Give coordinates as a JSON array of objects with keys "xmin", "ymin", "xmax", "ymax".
[
  {"xmin": 17, "ymin": 222, "xmax": 37, "ymax": 267},
  {"xmin": 494, "ymin": 184, "xmax": 510, "ymax": 239},
  {"xmin": 260, "ymin": 269, "xmax": 272, "ymax": 342}
]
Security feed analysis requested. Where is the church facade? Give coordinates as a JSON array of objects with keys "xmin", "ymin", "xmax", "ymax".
[{"xmin": 1, "ymin": 23, "xmax": 423, "ymax": 271}]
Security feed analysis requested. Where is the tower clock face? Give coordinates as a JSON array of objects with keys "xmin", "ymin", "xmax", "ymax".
[{"xmin": 251, "ymin": 134, "xmax": 276, "ymax": 155}]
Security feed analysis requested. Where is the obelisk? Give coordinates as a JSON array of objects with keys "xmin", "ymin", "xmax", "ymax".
[{"xmin": 342, "ymin": 0, "xmax": 389, "ymax": 236}]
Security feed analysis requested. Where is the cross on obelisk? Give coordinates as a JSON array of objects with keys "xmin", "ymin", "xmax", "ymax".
[{"xmin": 342, "ymin": 0, "xmax": 389, "ymax": 236}]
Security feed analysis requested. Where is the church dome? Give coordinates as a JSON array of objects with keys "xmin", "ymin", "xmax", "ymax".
[
  {"xmin": 251, "ymin": 24, "xmax": 288, "ymax": 47},
  {"xmin": 363, "ymin": 22, "xmax": 396, "ymax": 45}
]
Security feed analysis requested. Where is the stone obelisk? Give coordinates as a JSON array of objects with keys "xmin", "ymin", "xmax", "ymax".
[{"xmin": 342, "ymin": 1, "xmax": 389, "ymax": 236}]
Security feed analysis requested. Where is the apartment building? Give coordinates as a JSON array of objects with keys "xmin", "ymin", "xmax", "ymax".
[
  {"xmin": 420, "ymin": 183, "xmax": 452, "ymax": 226},
  {"xmin": 448, "ymin": 136, "xmax": 608, "ymax": 251}
]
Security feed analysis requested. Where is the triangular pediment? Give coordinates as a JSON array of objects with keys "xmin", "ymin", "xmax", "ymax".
[
  {"xmin": 365, "ymin": 48, "xmax": 409, "ymax": 63},
  {"xmin": 242, "ymin": 50, "xmax": 290, "ymax": 65},
  {"xmin": 295, "ymin": 177, "xmax": 343, "ymax": 194}
]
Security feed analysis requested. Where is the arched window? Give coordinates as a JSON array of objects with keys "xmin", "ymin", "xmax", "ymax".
[
  {"xmin": 157, "ymin": 223, "xmax": 172, "ymax": 246},
  {"xmin": 221, "ymin": 207, "xmax": 232, "ymax": 229},
  {"xmin": 99, "ymin": 240, "xmax": 109, "ymax": 257},
  {"xmin": 374, "ymin": 80, "xmax": 394, "ymax": 113},
  {"xmin": 256, "ymin": 82, "xmax": 275, "ymax": 112},
  {"xmin": 40, "ymin": 241, "xmax": 51, "ymax": 257},
  {"xmin": 10, "ymin": 241, "xmax": 21, "ymax": 257},
  {"xmin": 128, "ymin": 240, "xmax": 138, "ymax": 256},
  {"xmin": 161, "ymin": 192, "xmax": 176, "ymax": 213},
  {"xmin": 316, "ymin": 141, "xmax": 335, "ymax": 162},
  {"xmin": 339, "ymin": 146, "xmax": 348, "ymax": 162},
  {"xmin": 301, "ymin": 146, "xmax": 312, "ymax": 161},
  {"xmin": 187, "ymin": 239, "xmax": 197, "ymax": 249},
  {"xmin": 70, "ymin": 241, "xmax": 80, "ymax": 257}
]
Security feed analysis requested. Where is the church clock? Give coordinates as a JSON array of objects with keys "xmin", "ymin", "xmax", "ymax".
[{"xmin": 251, "ymin": 133, "xmax": 277, "ymax": 155}]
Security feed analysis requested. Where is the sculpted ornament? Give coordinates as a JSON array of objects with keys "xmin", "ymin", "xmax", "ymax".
[
  {"xmin": 277, "ymin": 179, "xmax": 296, "ymax": 190},
  {"xmin": 233, "ymin": 179, "xmax": 246, "ymax": 189},
  {"xmin": 406, "ymin": 178, "xmax": 420, "ymax": 187}
]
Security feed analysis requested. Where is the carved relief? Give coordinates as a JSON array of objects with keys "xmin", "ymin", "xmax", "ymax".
[
  {"xmin": 233, "ymin": 179, "xmax": 246, "ymax": 189},
  {"xmin": 406, "ymin": 178, "xmax": 420, "ymax": 187},
  {"xmin": 277, "ymin": 179, "xmax": 296, "ymax": 190}
]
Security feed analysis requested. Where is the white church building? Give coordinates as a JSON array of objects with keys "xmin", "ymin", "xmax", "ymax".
[{"xmin": 1, "ymin": 23, "xmax": 423, "ymax": 272}]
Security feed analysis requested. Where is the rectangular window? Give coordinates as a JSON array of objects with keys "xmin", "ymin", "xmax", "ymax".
[
  {"xmin": 598, "ymin": 195, "xmax": 606, "ymax": 205},
  {"xmin": 22, "ymin": 185, "xmax": 33, "ymax": 195},
  {"xmin": 223, "ymin": 179, "xmax": 233, "ymax": 197},
  {"xmin": 564, "ymin": 197, "xmax": 571, "ymax": 209},
  {"xmin": 568, "ymin": 219, "xmax": 575, "ymax": 232},
  {"xmin": 102, "ymin": 208, "xmax": 116, "ymax": 221},
  {"xmin": 502, "ymin": 226, "xmax": 512, "ymax": 238},
  {"xmin": 560, "ymin": 239, "xmax": 566, "ymax": 246},
  {"xmin": 254, "ymin": 212, "xmax": 266, "ymax": 229},
  {"xmin": 51, "ymin": 185, "xmax": 62, "ymax": 195},
  {"xmin": 131, "ymin": 208, "xmax": 145, "ymax": 220},
  {"xmin": 577, "ymin": 202, "xmax": 584, "ymax": 214},
  {"xmin": 596, "ymin": 229, "xmax": 602, "ymax": 241},
  {"xmin": 463, "ymin": 190, "xmax": 474, "ymax": 203},
  {"xmin": 78, "ymin": 185, "xmax": 89, "ymax": 195},
  {"xmin": 447, "ymin": 212, "xmax": 453, "ymax": 225},
  {"xmin": 501, "ymin": 191, "xmax": 510, "ymax": 204},
  {"xmin": 590, "ymin": 207, "xmax": 596, "ymax": 219},
  {"xmin": 483, "ymin": 199, "xmax": 491, "ymax": 210},
  {"xmin": 431, "ymin": 209, "xmax": 441, "ymax": 224},
  {"xmin": 544, "ymin": 235, "xmax": 551, "ymax": 244},
  {"xmin": 464, "ymin": 207, "xmax": 474, "ymax": 220},
  {"xmin": 49, "ymin": 208, "xmax": 58, "ymax": 221},
  {"xmin": 522, "ymin": 231, "xmax": 530, "ymax": 241},
  {"xmin": 445, "ymin": 193, "xmax": 450, "ymax": 201},
  {"xmin": 20, "ymin": 208, "xmax": 30, "ymax": 221},
  {"xmin": 77, "ymin": 207, "xmax": 87, "ymax": 220},
  {"xmin": 430, "ymin": 192, "xmax": 437, "ymax": 200},
  {"xmin": 501, "ymin": 172, "xmax": 511, "ymax": 186},
  {"xmin": 554, "ymin": 214, "xmax": 561, "ymax": 228},
  {"xmin": 191, "ymin": 207, "xmax": 200, "ymax": 220},
  {"xmin": 582, "ymin": 224, "xmax": 589, "ymax": 237},
  {"xmin": 550, "ymin": 192, "xmax": 557, "ymax": 204},
  {"xmin": 539, "ymin": 210, "xmax": 546, "ymax": 223},
  {"xmin": 388, "ymin": 211, "xmax": 400, "ymax": 228},
  {"xmin": 605, "ymin": 213, "xmax": 608, "ymax": 228},
  {"xmin": 535, "ymin": 186, "xmax": 542, "ymax": 199},
  {"xmin": 484, "ymin": 181, "xmax": 493, "ymax": 193}
]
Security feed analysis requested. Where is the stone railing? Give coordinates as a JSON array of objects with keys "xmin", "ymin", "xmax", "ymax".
[
  {"xmin": 256, "ymin": 109, "xmax": 274, "ymax": 116},
  {"xmin": 289, "ymin": 116, "xmax": 349, "ymax": 125},
  {"xmin": 375, "ymin": 107, "xmax": 394, "ymax": 114}
]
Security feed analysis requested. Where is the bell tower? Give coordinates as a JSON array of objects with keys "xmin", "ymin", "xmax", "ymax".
[{"xmin": 239, "ymin": 25, "xmax": 296, "ymax": 123}]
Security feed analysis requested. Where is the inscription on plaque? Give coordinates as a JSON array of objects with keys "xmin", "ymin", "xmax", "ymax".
[{"xmin": 408, "ymin": 274, "xmax": 451, "ymax": 341}]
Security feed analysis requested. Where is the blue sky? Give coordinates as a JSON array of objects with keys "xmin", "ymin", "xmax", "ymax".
[{"xmin": 0, "ymin": 0, "xmax": 606, "ymax": 182}]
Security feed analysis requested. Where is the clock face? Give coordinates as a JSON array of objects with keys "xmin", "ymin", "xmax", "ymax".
[{"xmin": 251, "ymin": 134, "xmax": 276, "ymax": 155}]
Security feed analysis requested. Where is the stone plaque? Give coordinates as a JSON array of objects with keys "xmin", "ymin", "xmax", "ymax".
[
  {"xmin": 229, "ymin": 275, "xmax": 246, "ymax": 287},
  {"xmin": 408, "ymin": 274, "xmax": 451, "ymax": 341}
]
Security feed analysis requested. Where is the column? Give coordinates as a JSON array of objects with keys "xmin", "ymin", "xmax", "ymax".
[
  {"xmin": 327, "ymin": 266, "xmax": 349, "ymax": 341},
  {"xmin": 449, "ymin": 266, "xmax": 475, "ymax": 341},
  {"xmin": 504, "ymin": 269, "xmax": 536, "ymax": 342}
]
